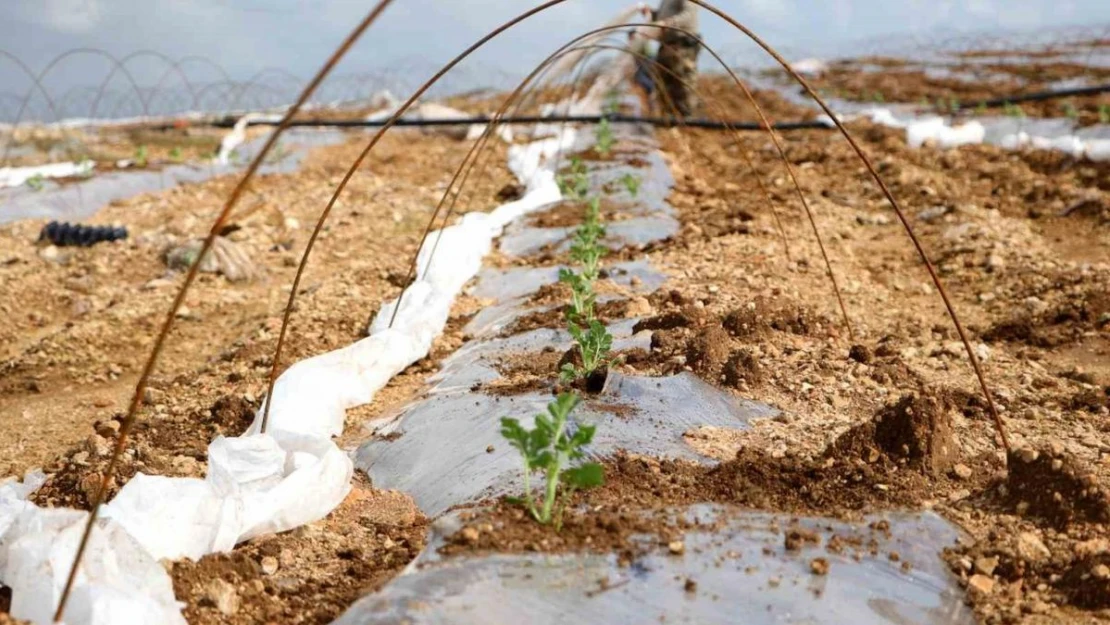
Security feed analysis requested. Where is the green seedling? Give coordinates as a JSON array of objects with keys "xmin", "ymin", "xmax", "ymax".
[
  {"xmin": 872, "ymin": 91, "xmax": 885, "ymax": 103},
  {"xmin": 948, "ymin": 98, "xmax": 961, "ymax": 114},
  {"xmin": 500, "ymin": 392, "xmax": 604, "ymax": 528},
  {"xmin": 559, "ymin": 268, "xmax": 597, "ymax": 324},
  {"xmin": 975, "ymin": 102, "xmax": 987, "ymax": 116},
  {"xmin": 25, "ymin": 173, "xmax": 45, "ymax": 191},
  {"xmin": 558, "ymin": 157, "xmax": 589, "ymax": 200},
  {"xmin": 1099, "ymin": 104, "xmax": 1110, "ymax": 125},
  {"xmin": 134, "ymin": 145, "xmax": 148, "ymax": 168},
  {"xmin": 604, "ymin": 90, "xmax": 620, "ymax": 116},
  {"xmin": 596, "ymin": 115, "xmax": 614, "ymax": 156},
  {"xmin": 1003, "ymin": 102, "xmax": 1025, "ymax": 118},
  {"xmin": 619, "ymin": 173, "xmax": 641, "ymax": 198},
  {"xmin": 169, "ymin": 146, "xmax": 183, "ymax": 162},
  {"xmin": 559, "ymin": 319, "xmax": 616, "ymax": 384}
]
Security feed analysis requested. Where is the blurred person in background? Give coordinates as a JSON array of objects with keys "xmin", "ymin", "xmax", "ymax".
[
  {"xmin": 640, "ymin": 0, "xmax": 700, "ymax": 117},
  {"xmin": 627, "ymin": 29, "xmax": 658, "ymax": 116}
]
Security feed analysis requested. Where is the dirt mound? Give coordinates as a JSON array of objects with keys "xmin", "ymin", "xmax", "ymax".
[
  {"xmin": 828, "ymin": 392, "xmax": 957, "ymax": 476},
  {"xmin": 1004, "ymin": 446, "xmax": 1110, "ymax": 527}
]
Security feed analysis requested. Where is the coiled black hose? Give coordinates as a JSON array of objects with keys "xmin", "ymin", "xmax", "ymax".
[{"xmin": 38, "ymin": 221, "xmax": 128, "ymax": 247}]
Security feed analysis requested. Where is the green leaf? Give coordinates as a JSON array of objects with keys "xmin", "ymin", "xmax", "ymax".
[
  {"xmin": 563, "ymin": 463, "xmax": 604, "ymax": 488},
  {"xmin": 570, "ymin": 423, "xmax": 596, "ymax": 447}
]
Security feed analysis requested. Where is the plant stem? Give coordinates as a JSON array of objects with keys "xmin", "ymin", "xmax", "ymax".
[{"xmin": 540, "ymin": 412, "xmax": 571, "ymax": 522}]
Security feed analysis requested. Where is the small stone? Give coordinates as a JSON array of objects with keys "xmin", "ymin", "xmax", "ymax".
[
  {"xmin": 142, "ymin": 278, "xmax": 173, "ymax": 291},
  {"xmin": 625, "ymin": 296, "xmax": 653, "ymax": 318},
  {"xmin": 968, "ymin": 574, "xmax": 995, "ymax": 597},
  {"xmin": 1017, "ymin": 448, "xmax": 1040, "ymax": 463},
  {"xmin": 684, "ymin": 578, "xmax": 698, "ymax": 593},
  {"xmin": 952, "ymin": 464, "xmax": 973, "ymax": 480},
  {"xmin": 86, "ymin": 434, "xmax": 111, "ymax": 457},
  {"xmin": 71, "ymin": 451, "xmax": 90, "ymax": 466},
  {"xmin": 95, "ymin": 421, "xmax": 120, "ymax": 438},
  {"xmin": 39, "ymin": 245, "xmax": 63, "ymax": 263},
  {"xmin": 1093, "ymin": 564, "xmax": 1110, "ymax": 580},
  {"xmin": 986, "ymin": 254, "xmax": 1005, "ymax": 272},
  {"xmin": 171, "ymin": 455, "xmax": 200, "ymax": 475},
  {"xmin": 206, "ymin": 579, "xmax": 239, "ymax": 616},
  {"xmin": 810, "ymin": 558, "xmax": 829, "ymax": 576},
  {"xmin": 1074, "ymin": 538, "xmax": 1109, "ymax": 557},
  {"xmin": 974, "ymin": 556, "xmax": 998, "ymax": 576},
  {"xmin": 668, "ymin": 540, "xmax": 685, "ymax": 555},
  {"xmin": 143, "ymin": 387, "xmax": 165, "ymax": 404},
  {"xmin": 485, "ymin": 445, "xmax": 494, "ymax": 454},
  {"xmin": 1016, "ymin": 532, "xmax": 1051, "ymax": 564},
  {"xmin": 261, "ymin": 556, "xmax": 279, "ymax": 575},
  {"xmin": 460, "ymin": 527, "xmax": 480, "ymax": 544}
]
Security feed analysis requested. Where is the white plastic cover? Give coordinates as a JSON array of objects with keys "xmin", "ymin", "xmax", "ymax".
[{"xmin": 0, "ymin": 161, "xmax": 95, "ymax": 188}]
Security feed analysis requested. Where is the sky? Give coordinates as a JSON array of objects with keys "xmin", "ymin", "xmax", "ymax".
[{"xmin": 2, "ymin": 0, "xmax": 1109, "ymax": 116}]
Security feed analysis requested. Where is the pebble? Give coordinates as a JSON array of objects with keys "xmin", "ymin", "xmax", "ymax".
[
  {"xmin": 625, "ymin": 296, "xmax": 653, "ymax": 318},
  {"xmin": 1074, "ymin": 538, "xmax": 1109, "ymax": 557},
  {"xmin": 1016, "ymin": 532, "xmax": 1051, "ymax": 564},
  {"xmin": 142, "ymin": 278, "xmax": 173, "ymax": 290},
  {"xmin": 974, "ymin": 556, "xmax": 998, "ymax": 576},
  {"xmin": 810, "ymin": 558, "xmax": 829, "ymax": 576},
  {"xmin": 668, "ymin": 540, "xmax": 685, "ymax": 555},
  {"xmin": 143, "ymin": 387, "xmax": 165, "ymax": 404},
  {"xmin": 952, "ymin": 464, "xmax": 973, "ymax": 480},
  {"xmin": 1093, "ymin": 564, "xmax": 1110, "ymax": 580},
  {"xmin": 968, "ymin": 574, "xmax": 995, "ymax": 597},
  {"xmin": 1016, "ymin": 448, "xmax": 1040, "ymax": 463},
  {"xmin": 206, "ymin": 579, "xmax": 239, "ymax": 616},
  {"xmin": 95, "ymin": 421, "xmax": 120, "ymax": 438},
  {"xmin": 261, "ymin": 556, "xmax": 279, "ymax": 575},
  {"xmin": 38, "ymin": 245, "xmax": 63, "ymax": 263},
  {"xmin": 460, "ymin": 527, "xmax": 480, "ymax": 544},
  {"xmin": 86, "ymin": 434, "xmax": 111, "ymax": 457}
]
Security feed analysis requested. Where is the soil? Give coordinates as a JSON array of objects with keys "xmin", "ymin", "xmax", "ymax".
[{"xmin": 3, "ymin": 52, "xmax": 1110, "ymax": 625}]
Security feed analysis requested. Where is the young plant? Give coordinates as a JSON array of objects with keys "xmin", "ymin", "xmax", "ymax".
[
  {"xmin": 1099, "ymin": 104, "xmax": 1110, "ymax": 125},
  {"xmin": 559, "ymin": 268, "xmax": 596, "ymax": 324},
  {"xmin": 134, "ymin": 145, "xmax": 148, "ymax": 168},
  {"xmin": 558, "ymin": 194, "xmax": 616, "ymax": 385},
  {"xmin": 25, "ymin": 173, "xmax": 45, "ymax": 191},
  {"xmin": 500, "ymin": 392, "xmax": 604, "ymax": 527},
  {"xmin": 872, "ymin": 91, "xmax": 885, "ymax": 104},
  {"xmin": 1003, "ymin": 102, "xmax": 1025, "ymax": 118},
  {"xmin": 619, "ymin": 172, "xmax": 641, "ymax": 198},
  {"xmin": 169, "ymin": 146, "xmax": 183, "ymax": 162},
  {"xmin": 595, "ymin": 115, "xmax": 614, "ymax": 156},
  {"xmin": 559, "ymin": 319, "xmax": 616, "ymax": 384},
  {"xmin": 557, "ymin": 157, "xmax": 589, "ymax": 200}
]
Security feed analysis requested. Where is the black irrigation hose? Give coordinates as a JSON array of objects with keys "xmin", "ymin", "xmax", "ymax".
[
  {"xmin": 206, "ymin": 113, "xmax": 834, "ymax": 131},
  {"xmin": 953, "ymin": 83, "xmax": 1110, "ymax": 110},
  {"xmin": 39, "ymin": 221, "xmax": 128, "ymax": 247}
]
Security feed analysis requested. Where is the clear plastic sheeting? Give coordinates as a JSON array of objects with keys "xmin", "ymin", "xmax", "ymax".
[
  {"xmin": 354, "ymin": 124, "xmax": 771, "ymax": 517},
  {"xmin": 334, "ymin": 505, "xmax": 974, "ymax": 625},
  {"xmin": 0, "ymin": 129, "xmax": 345, "ymax": 225}
]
